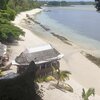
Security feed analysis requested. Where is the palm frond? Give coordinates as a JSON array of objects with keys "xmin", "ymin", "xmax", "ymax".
[
  {"xmin": 86, "ymin": 88, "xmax": 95, "ymax": 97},
  {"xmin": 59, "ymin": 71, "xmax": 71, "ymax": 80},
  {"xmin": 82, "ymin": 88, "xmax": 86, "ymax": 98},
  {"xmin": 82, "ymin": 88, "xmax": 95, "ymax": 100}
]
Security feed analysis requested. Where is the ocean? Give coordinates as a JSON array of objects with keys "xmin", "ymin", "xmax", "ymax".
[{"xmin": 35, "ymin": 5, "xmax": 100, "ymax": 54}]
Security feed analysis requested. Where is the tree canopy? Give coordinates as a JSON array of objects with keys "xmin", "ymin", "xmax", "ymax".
[
  {"xmin": 0, "ymin": 0, "xmax": 9, "ymax": 10},
  {"xmin": 95, "ymin": 0, "xmax": 100, "ymax": 11},
  {"xmin": 46, "ymin": 1, "xmax": 94, "ymax": 7},
  {"xmin": 0, "ymin": 0, "xmax": 41, "ymax": 43},
  {"xmin": 0, "ymin": 20, "xmax": 25, "ymax": 42},
  {"xmin": 8, "ymin": 0, "xmax": 41, "ymax": 12}
]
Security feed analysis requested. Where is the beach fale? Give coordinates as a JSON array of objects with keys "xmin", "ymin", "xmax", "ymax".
[{"xmin": 12, "ymin": 44, "xmax": 64, "ymax": 77}]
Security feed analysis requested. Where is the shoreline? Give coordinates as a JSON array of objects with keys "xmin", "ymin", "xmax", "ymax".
[
  {"xmin": 24, "ymin": 12, "xmax": 100, "ymax": 67},
  {"xmin": 11, "ymin": 8, "xmax": 100, "ymax": 99},
  {"xmin": 25, "ymin": 14, "xmax": 73, "ymax": 46}
]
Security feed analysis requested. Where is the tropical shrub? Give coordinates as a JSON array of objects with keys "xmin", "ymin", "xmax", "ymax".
[
  {"xmin": 0, "ymin": 0, "xmax": 41, "ymax": 42},
  {"xmin": 82, "ymin": 88, "xmax": 95, "ymax": 100},
  {"xmin": 56, "ymin": 70, "xmax": 71, "ymax": 85},
  {"xmin": 0, "ymin": 0, "xmax": 9, "ymax": 10},
  {"xmin": 6, "ymin": 7, "xmax": 16, "ymax": 20},
  {"xmin": 54, "ymin": 69, "xmax": 73, "ymax": 92},
  {"xmin": 0, "ymin": 8, "xmax": 16, "ymax": 20},
  {"xmin": 36, "ymin": 76, "xmax": 55, "ymax": 83},
  {"xmin": 0, "ymin": 22, "xmax": 25, "ymax": 42},
  {"xmin": 0, "ymin": 18, "xmax": 10, "ymax": 24}
]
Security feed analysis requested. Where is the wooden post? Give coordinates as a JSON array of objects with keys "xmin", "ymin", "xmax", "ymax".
[
  {"xmin": 39, "ymin": 65, "xmax": 41, "ymax": 78},
  {"xmin": 51, "ymin": 62, "xmax": 54, "ymax": 75},
  {"xmin": 44, "ymin": 63, "xmax": 46, "ymax": 76}
]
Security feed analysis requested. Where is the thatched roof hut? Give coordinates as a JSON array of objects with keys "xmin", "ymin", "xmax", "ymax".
[
  {"xmin": 14, "ymin": 44, "xmax": 63, "ymax": 65},
  {"xmin": 12, "ymin": 44, "xmax": 63, "ymax": 76}
]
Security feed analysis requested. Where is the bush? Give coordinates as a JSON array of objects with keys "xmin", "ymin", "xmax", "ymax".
[
  {"xmin": 6, "ymin": 7, "xmax": 16, "ymax": 20},
  {"xmin": 0, "ymin": 0, "xmax": 8, "ymax": 10},
  {"xmin": 82, "ymin": 88, "xmax": 95, "ymax": 100},
  {"xmin": 36, "ymin": 76, "xmax": 55, "ymax": 83},
  {"xmin": 0, "ymin": 18, "xmax": 10, "ymax": 24},
  {"xmin": 0, "ymin": 70, "xmax": 3, "ymax": 77},
  {"xmin": 0, "ymin": 12, "xmax": 10, "ymax": 20},
  {"xmin": 0, "ymin": 22, "xmax": 25, "ymax": 42},
  {"xmin": 0, "ymin": 7, "xmax": 16, "ymax": 20}
]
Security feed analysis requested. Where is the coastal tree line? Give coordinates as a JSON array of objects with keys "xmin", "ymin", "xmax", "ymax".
[
  {"xmin": 0, "ymin": 0, "xmax": 41, "ymax": 43},
  {"xmin": 95, "ymin": 0, "xmax": 100, "ymax": 11},
  {"xmin": 41, "ymin": 1, "xmax": 95, "ymax": 7}
]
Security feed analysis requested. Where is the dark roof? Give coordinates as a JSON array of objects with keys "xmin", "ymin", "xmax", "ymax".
[
  {"xmin": 0, "ymin": 42, "xmax": 6, "ymax": 57},
  {"xmin": 15, "ymin": 45, "xmax": 61, "ymax": 65}
]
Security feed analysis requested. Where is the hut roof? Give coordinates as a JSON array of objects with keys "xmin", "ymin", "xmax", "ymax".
[
  {"xmin": 0, "ymin": 42, "xmax": 7, "ymax": 57},
  {"xmin": 15, "ymin": 44, "xmax": 64, "ymax": 65}
]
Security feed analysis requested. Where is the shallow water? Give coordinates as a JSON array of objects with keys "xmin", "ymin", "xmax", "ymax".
[{"xmin": 35, "ymin": 5, "xmax": 100, "ymax": 52}]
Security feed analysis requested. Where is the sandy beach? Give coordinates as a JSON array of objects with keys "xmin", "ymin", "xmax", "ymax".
[
  {"xmin": 10, "ymin": 8, "xmax": 100, "ymax": 100},
  {"xmin": 11, "ymin": 9, "xmax": 46, "ymax": 60}
]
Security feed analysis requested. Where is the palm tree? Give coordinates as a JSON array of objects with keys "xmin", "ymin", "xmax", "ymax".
[
  {"xmin": 55, "ymin": 70, "xmax": 73, "ymax": 92},
  {"xmin": 82, "ymin": 88, "xmax": 95, "ymax": 100},
  {"xmin": 57, "ymin": 70, "xmax": 71, "ymax": 86}
]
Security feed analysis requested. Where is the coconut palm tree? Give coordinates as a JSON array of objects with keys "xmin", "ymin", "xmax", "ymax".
[
  {"xmin": 55, "ymin": 70, "xmax": 73, "ymax": 92},
  {"xmin": 56, "ymin": 70, "xmax": 71, "ymax": 86},
  {"xmin": 82, "ymin": 88, "xmax": 95, "ymax": 100}
]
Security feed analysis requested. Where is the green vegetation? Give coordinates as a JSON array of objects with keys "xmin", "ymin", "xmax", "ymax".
[
  {"xmin": 95, "ymin": 0, "xmax": 100, "ymax": 11},
  {"xmin": 0, "ymin": 21, "xmax": 25, "ymax": 42},
  {"xmin": 36, "ymin": 70, "xmax": 73, "ymax": 92},
  {"xmin": 36, "ymin": 76, "xmax": 55, "ymax": 83},
  {"xmin": 43, "ymin": 1, "xmax": 94, "ymax": 7},
  {"xmin": 0, "ymin": 0, "xmax": 41, "ymax": 43},
  {"xmin": 0, "ymin": 8, "xmax": 16, "ymax": 21},
  {"xmin": 56, "ymin": 70, "xmax": 71, "ymax": 86},
  {"xmin": 82, "ymin": 88, "xmax": 95, "ymax": 100},
  {"xmin": 0, "ymin": 0, "xmax": 9, "ymax": 10},
  {"xmin": 8, "ymin": 0, "xmax": 41, "ymax": 13},
  {"xmin": 0, "ymin": 70, "xmax": 3, "ymax": 77},
  {"xmin": 56, "ymin": 70, "xmax": 73, "ymax": 92},
  {"xmin": 47, "ymin": 1, "xmax": 70, "ymax": 6}
]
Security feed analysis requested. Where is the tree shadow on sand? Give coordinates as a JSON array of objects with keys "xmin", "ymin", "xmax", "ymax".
[{"xmin": 48, "ymin": 82, "xmax": 73, "ymax": 93}]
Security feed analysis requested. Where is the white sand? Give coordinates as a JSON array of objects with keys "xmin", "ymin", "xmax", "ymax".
[
  {"xmin": 11, "ymin": 9, "xmax": 46, "ymax": 60},
  {"xmin": 10, "ymin": 8, "xmax": 100, "ymax": 100}
]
